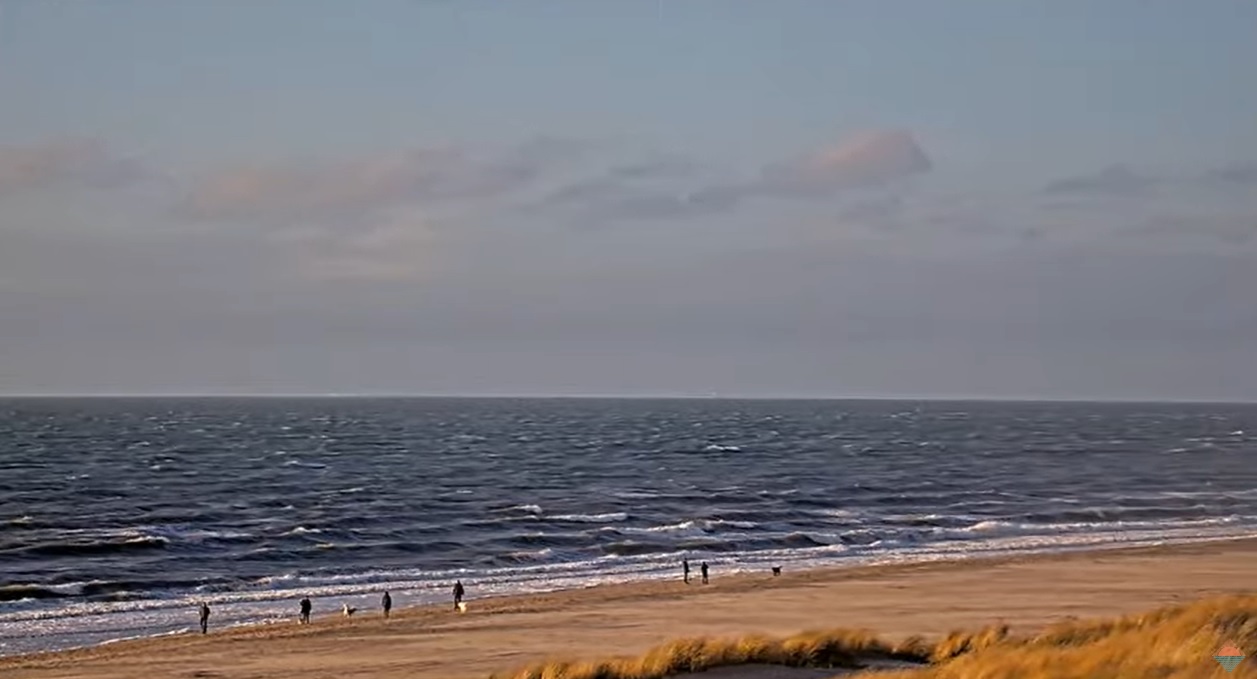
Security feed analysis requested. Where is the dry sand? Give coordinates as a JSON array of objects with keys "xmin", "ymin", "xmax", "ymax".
[{"xmin": 5, "ymin": 538, "xmax": 1257, "ymax": 679}]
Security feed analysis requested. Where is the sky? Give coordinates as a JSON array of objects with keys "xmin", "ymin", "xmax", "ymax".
[{"xmin": 2, "ymin": 0, "xmax": 1256, "ymax": 400}]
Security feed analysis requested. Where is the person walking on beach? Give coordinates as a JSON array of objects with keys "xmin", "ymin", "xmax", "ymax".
[
  {"xmin": 682, "ymin": 557, "xmax": 691, "ymax": 584},
  {"xmin": 700, "ymin": 561, "xmax": 709, "ymax": 584},
  {"xmin": 198, "ymin": 602, "xmax": 210, "ymax": 634},
  {"xmin": 299, "ymin": 596, "xmax": 312, "ymax": 624},
  {"xmin": 452, "ymin": 580, "xmax": 465, "ymax": 610},
  {"xmin": 381, "ymin": 591, "xmax": 392, "ymax": 619}
]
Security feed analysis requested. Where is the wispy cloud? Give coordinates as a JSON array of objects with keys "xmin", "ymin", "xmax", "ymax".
[
  {"xmin": 1201, "ymin": 162, "xmax": 1257, "ymax": 188},
  {"xmin": 271, "ymin": 209, "xmax": 440, "ymax": 283},
  {"xmin": 178, "ymin": 137, "xmax": 584, "ymax": 224},
  {"xmin": 167, "ymin": 138, "xmax": 588, "ymax": 283},
  {"xmin": 538, "ymin": 129, "xmax": 932, "ymax": 225},
  {"xmin": 758, "ymin": 129, "xmax": 932, "ymax": 197},
  {"xmin": 0, "ymin": 138, "xmax": 146, "ymax": 195},
  {"xmin": 1044, "ymin": 164, "xmax": 1156, "ymax": 196},
  {"xmin": 1127, "ymin": 213, "xmax": 1257, "ymax": 245},
  {"xmin": 606, "ymin": 155, "xmax": 698, "ymax": 180}
]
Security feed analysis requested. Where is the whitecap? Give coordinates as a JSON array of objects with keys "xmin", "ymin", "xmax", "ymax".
[
  {"xmin": 550, "ymin": 512, "xmax": 628, "ymax": 523},
  {"xmin": 504, "ymin": 504, "xmax": 542, "ymax": 514}
]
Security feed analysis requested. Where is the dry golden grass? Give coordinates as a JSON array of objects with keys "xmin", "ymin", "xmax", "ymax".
[
  {"xmin": 492, "ymin": 628, "xmax": 928, "ymax": 678},
  {"xmin": 875, "ymin": 593, "xmax": 1257, "ymax": 679},
  {"xmin": 496, "ymin": 594, "xmax": 1257, "ymax": 679}
]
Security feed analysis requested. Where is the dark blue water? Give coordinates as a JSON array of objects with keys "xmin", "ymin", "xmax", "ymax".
[{"xmin": 2, "ymin": 397, "xmax": 1256, "ymax": 656}]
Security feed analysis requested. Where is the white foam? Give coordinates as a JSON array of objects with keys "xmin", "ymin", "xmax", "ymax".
[
  {"xmin": 549, "ymin": 512, "xmax": 628, "ymax": 523},
  {"xmin": 7, "ymin": 516, "xmax": 1257, "ymax": 658}
]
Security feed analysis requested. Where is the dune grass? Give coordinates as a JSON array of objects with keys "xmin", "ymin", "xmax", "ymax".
[
  {"xmin": 876, "ymin": 593, "xmax": 1257, "ymax": 679},
  {"xmin": 492, "ymin": 627, "xmax": 938, "ymax": 678},
  {"xmin": 495, "ymin": 594, "xmax": 1257, "ymax": 678}
]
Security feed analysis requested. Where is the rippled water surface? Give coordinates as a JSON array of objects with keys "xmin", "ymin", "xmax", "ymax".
[{"xmin": 2, "ymin": 397, "xmax": 1256, "ymax": 655}]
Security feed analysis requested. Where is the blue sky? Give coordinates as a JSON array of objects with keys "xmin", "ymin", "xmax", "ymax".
[
  {"xmin": 7, "ymin": 1, "xmax": 1255, "ymax": 172},
  {"xmin": 1, "ymin": 1, "xmax": 1255, "ymax": 398}
]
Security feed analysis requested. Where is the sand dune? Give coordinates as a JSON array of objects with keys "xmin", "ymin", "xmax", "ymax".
[{"xmin": 4, "ymin": 539, "xmax": 1257, "ymax": 679}]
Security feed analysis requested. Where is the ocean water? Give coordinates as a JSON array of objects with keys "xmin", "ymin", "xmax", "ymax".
[{"xmin": 2, "ymin": 397, "xmax": 1256, "ymax": 656}]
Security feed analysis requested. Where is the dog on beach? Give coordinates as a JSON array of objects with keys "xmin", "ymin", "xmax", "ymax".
[
  {"xmin": 342, "ymin": 603, "xmax": 357, "ymax": 617},
  {"xmin": 772, "ymin": 566, "xmax": 781, "ymax": 577},
  {"xmin": 456, "ymin": 602, "xmax": 467, "ymax": 613}
]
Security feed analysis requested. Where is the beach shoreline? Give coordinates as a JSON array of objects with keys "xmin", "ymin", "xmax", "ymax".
[{"xmin": 5, "ymin": 536, "xmax": 1257, "ymax": 678}]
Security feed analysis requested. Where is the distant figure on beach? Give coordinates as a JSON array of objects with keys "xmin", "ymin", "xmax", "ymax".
[
  {"xmin": 700, "ymin": 561, "xmax": 709, "ymax": 584},
  {"xmin": 198, "ymin": 602, "xmax": 210, "ymax": 634},
  {"xmin": 342, "ymin": 602, "xmax": 357, "ymax": 617},
  {"xmin": 452, "ymin": 580, "xmax": 465, "ymax": 610},
  {"xmin": 381, "ymin": 591, "xmax": 392, "ymax": 618},
  {"xmin": 682, "ymin": 557, "xmax": 690, "ymax": 584},
  {"xmin": 299, "ymin": 596, "xmax": 312, "ymax": 624},
  {"xmin": 772, "ymin": 566, "xmax": 782, "ymax": 577}
]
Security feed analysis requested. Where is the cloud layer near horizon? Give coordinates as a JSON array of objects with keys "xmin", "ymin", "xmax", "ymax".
[{"xmin": 2, "ymin": 127, "xmax": 1255, "ymax": 398}]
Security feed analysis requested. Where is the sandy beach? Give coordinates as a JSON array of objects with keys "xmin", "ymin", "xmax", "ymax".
[{"xmin": 4, "ymin": 538, "xmax": 1256, "ymax": 679}]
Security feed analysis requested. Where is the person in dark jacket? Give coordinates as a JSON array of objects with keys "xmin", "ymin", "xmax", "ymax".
[
  {"xmin": 452, "ymin": 580, "xmax": 466, "ymax": 610},
  {"xmin": 381, "ymin": 591, "xmax": 392, "ymax": 618},
  {"xmin": 299, "ymin": 596, "xmax": 312, "ymax": 624},
  {"xmin": 700, "ymin": 561, "xmax": 709, "ymax": 584},
  {"xmin": 198, "ymin": 602, "xmax": 210, "ymax": 634},
  {"xmin": 682, "ymin": 557, "xmax": 690, "ymax": 584}
]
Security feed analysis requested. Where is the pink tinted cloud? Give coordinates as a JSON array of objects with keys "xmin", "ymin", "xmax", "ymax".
[
  {"xmin": 762, "ymin": 129, "xmax": 932, "ymax": 196},
  {"xmin": 0, "ymin": 139, "xmax": 145, "ymax": 194},
  {"xmin": 180, "ymin": 139, "xmax": 581, "ymax": 224},
  {"xmin": 538, "ymin": 129, "xmax": 932, "ymax": 224},
  {"xmin": 181, "ymin": 147, "xmax": 465, "ymax": 222}
]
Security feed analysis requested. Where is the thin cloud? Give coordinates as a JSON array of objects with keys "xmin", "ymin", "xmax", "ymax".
[
  {"xmin": 836, "ymin": 194, "xmax": 906, "ymax": 228},
  {"xmin": 541, "ymin": 129, "xmax": 932, "ymax": 224},
  {"xmin": 759, "ymin": 129, "xmax": 932, "ymax": 197},
  {"xmin": 1043, "ymin": 164, "xmax": 1155, "ymax": 196},
  {"xmin": 606, "ymin": 155, "xmax": 698, "ymax": 180},
  {"xmin": 178, "ymin": 138, "xmax": 582, "ymax": 224},
  {"xmin": 274, "ymin": 210, "xmax": 440, "ymax": 283},
  {"xmin": 1122, "ymin": 213, "xmax": 1257, "ymax": 246},
  {"xmin": 0, "ymin": 138, "xmax": 145, "ymax": 195},
  {"xmin": 1202, "ymin": 162, "xmax": 1257, "ymax": 188}
]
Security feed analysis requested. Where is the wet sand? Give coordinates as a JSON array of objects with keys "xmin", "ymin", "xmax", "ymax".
[{"xmin": 5, "ymin": 538, "xmax": 1257, "ymax": 679}]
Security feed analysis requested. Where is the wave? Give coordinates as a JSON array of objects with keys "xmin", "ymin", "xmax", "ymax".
[
  {"xmin": 0, "ymin": 577, "xmax": 223, "ymax": 603},
  {"xmin": 78, "ymin": 579, "xmax": 208, "ymax": 599},
  {"xmin": 0, "ymin": 585, "xmax": 70, "ymax": 602},
  {"xmin": 494, "ymin": 548, "xmax": 555, "ymax": 565},
  {"xmin": 2, "ymin": 516, "xmax": 35, "ymax": 530},
  {"xmin": 601, "ymin": 541, "xmax": 671, "ymax": 557},
  {"xmin": 549, "ymin": 512, "xmax": 628, "ymax": 524},
  {"xmin": 282, "ymin": 460, "xmax": 327, "ymax": 469},
  {"xmin": 500, "ymin": 532, "xmax": 591, "ymax": 549},
  {"xmin": 937, "ymin": 515, "xmax": 1247, "ymax": 540},
  {"xmin": 9, "ymin": 535, "xmax": 170, "ymax": 559},
  {"xmin": 512, "ymin": 504, "xmax": 544, "ymax": 514},
  {"xmin": 612, "ymin": 490, "xmax": 661, "ymax": 500},
  {"xmin": 623, "ymin": 518, "xmax": 761, "ymax": 536}
]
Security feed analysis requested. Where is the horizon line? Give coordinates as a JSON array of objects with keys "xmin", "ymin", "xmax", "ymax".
[{"xmin": 1, "ymin": 392, "xmax": 1255, "ymax": 405}]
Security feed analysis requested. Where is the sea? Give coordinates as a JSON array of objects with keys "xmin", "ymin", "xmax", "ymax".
[{"xmin": 2, "ymin": 397, "xmax": 1256, "ymax": 657}]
